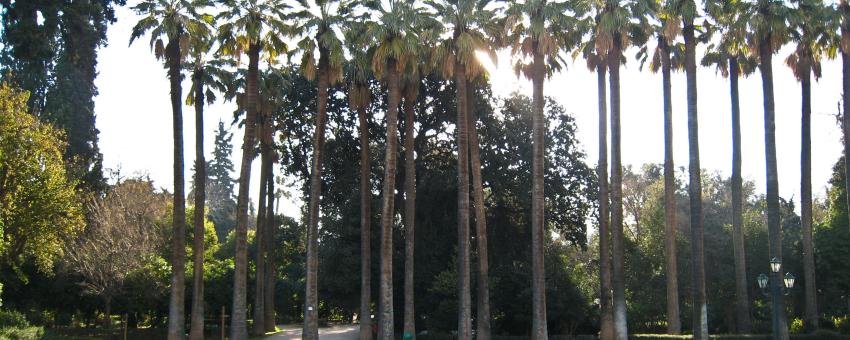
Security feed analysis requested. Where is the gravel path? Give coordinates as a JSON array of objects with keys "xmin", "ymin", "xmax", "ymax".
[{"xmin": 265, "ymin": 324, "xmax": 359, "ymax": 339}]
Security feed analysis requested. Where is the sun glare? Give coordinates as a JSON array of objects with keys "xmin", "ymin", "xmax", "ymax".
[{"xmin": 475, "ymin": 49, "xmax": 532, "ymax": 97}]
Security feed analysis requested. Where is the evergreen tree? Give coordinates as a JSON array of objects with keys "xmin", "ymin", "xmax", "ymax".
[{"xmin": 207, "ymin": 120, "xmax": 238, "ymax": 241}]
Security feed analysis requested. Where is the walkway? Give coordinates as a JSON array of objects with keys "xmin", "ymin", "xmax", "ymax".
[{"xmin": 266, "ymin": 324, "xmax": 359, "ymax": 339}]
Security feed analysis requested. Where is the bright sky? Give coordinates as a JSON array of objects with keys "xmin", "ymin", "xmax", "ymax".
[{"xmin": 95, "ymin": 4, "xmax": 844, "ymax": 221}]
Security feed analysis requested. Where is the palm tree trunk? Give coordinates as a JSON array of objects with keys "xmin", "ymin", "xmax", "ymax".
[
  {"xmin": 379, "ymin": 58, "xmax": 401, "ymax": 340},
  {"xmin": 189, "ymin": 68, "xmax": 207, "ymax": 340},
  {"xmin": 800, "ymin": 61, "xmax": 818, "ymax": 330},
  {"xmin": 660, "ymin": 38, "xmax": 681, "ymax": 335},
  {"xmin": 358, "ymin": 100, "xmax": 373, "ymax": 340},
  {"xmin": 597, "ymin": 64, "xmax": 614, "ymax": 340},
  {"xmin": 252, "ymin": 131, "xmax": 269, "ymax": 336},
  {"xmin": 684, "ymin": 22, "xmax": 708, "ymax": 340},
  {"xmin": 455, "ymin": 60, "xmax": 473, "ymax": 340},
  {"xmin": 530, "ymin": 48, "xmax": 548, "ymax": 340},
  {"xmin": 467, "ymin": 80, "xmax": 491, "ymax": 340},
  {"xmin": 608, "ymin": 36, "xmax": 628, "ymax": 340},
  {"xmin": 729, "ymin": 57, "xmax": 752, "ymax": 334},
  {"xmin": 402, "ymin": 87, "xmax": 417, "ymax": 340},
  {"xmin": 166, "ymin": 36, "xmax": 187, "ymax": 340},
  {"xmin": 759, "ymin": 33, "xmax": 790, "ymax": 340},
  {"xmin": 303, "ymin": 54, "xmax": 330, "ymax": 340},
  {"xmin": 264, "ymin": 158, "xmax": 276, "ymax": 332},
  {"xmin": 231, "ymin": 43, "xmax": 261, "ymax": 340},
  {"xmin": 842, "ymin": 0, "xmax": 850, "ymax": 248}
]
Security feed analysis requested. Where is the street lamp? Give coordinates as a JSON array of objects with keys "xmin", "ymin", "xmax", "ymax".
[
  {"xmin": 770, "ymin": 257, "xmax": 782, "ymax": 273},
  {"xmin": 756, "ymin": 258, "xmax": 795, "ymax": 340},
  {"xmin": 757, "ymin": 271, "xmax": 795, "ymax": 295}
]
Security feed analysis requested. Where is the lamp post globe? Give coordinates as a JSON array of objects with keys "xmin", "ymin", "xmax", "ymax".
[
  {"xmin": 758, "ymin": 273, "xmax": 769, "ymax": 290},
  {"xmin": 770, "ymin": 257, "xmax": 782, "ymax": 273},
  {"xmin": 784, "ymin": 272, "xmax": 795, "ymax": 289}
]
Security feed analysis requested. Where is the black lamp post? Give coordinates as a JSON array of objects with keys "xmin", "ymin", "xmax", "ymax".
[{"xmin": 757, "ymin": 257, "xmax": 795, "ymax": 340}]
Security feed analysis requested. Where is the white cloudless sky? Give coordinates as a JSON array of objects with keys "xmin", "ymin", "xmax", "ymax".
[{"xmin": 95, "ymin": 3, "xmax": 844, "ymax": 222}]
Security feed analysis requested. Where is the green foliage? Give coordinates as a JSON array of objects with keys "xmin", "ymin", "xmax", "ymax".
[
  {"xmin": 0, "ymin": 325, "xmax": 44, "ymax": 340},
  {"xmin": 0, "ymin": 82, "xmax": 84, "ymax": 274},
  {"xmin": 0, "ymin": 0, "xmax": 121, "ymax": 192},
  {"xmin": 205, "ymin": 121, "xmax": 238, "ymax": 240},
  {"xmin": 0, "ymin": 309, "xmax": 29, "ymax": 328},
  {"xmin": 815, "ymin": 157, "xmax": 850, "ymax": 319},
  {"xmin": 274, "ymin": 67, "xmax": 597, "ymax": 334}
]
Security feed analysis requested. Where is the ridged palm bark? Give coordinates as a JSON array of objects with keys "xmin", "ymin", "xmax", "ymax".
[
  {"xmin": 230, "ymin": 43, "xmax": 261, "ymax": 340},
  {"xmin": 754, "ymin": 1, "xmax": 789, "ymax": 337},
  {"xmin": 787, "ymin": 2, "xmax": 830, "ymax": 328},
  {"xmin": 252, "ymin": 114, "xmax": 271, "ymax": 335},
  {"xmin": 165, "ymin": 35, "xmax": 187, "ymax": 340},
  {"xmin": 799, "ymin": 58, "xmax": 817, "ymax": 331},
  {"xmin": 842, "ymin": 0, "xmax": 850, "ymax": 231},
  {"xmin": 402, "ymin": 78, "xmax": 418, "ymax": 340},
  {"xmin": 467, "ymin": 79, "xmax": 491, "ymax": 340},
  {"xmin": 189, "ymin": 66, "xmax": 206, "ymax": 340},
  {"xmin": 729, "ymin": 57, "xmax": 752, "ymax": 333},
  {"xmin": 596, "ymin": 62, "xmax": 614, "ymax": 340},
  {"xmin": 659, "ymin": 37, "xmax": 680, "ymax": 335},
  {"xmin": 530, "ymin": 44, "xmax": 548, "ymax": 340},
  {"xmin": 379, "ymin": 58, "xmax": 401, "ymax": 340},
  {"xmin": 455, "ymin": 59, "xmax": 473, "ymax": 340},
  {"xmin": 684, "ymin": 18, "xmax": 708, "ymax": 340},
  {"xmin": 303, "ymin": 51, "xmax": 330, "ymax": 340},
  {"xmin": 263, "ymin": 155, "xmax": 276, "ymax": 332},
  {"xmin": 608, "ymin": 34, "xmax": 627, "ymax": 340},
  {"xmin": 353, "ymin": 83, "xmax": 372, "ymax": 340}
]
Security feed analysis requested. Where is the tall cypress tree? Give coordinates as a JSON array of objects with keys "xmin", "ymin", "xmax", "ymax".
[{"xmin": 206, "ymin": 120, "xmax": 238, "ymax": 240}]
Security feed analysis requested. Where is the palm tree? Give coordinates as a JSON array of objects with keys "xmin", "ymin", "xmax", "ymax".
[
  {"xmin": 678, "ymin": 0, "xmax": 709, "ymax": 338},
  {"xmin": 501, "ymin": 1, "xmax": 588, "ymax": 338},
  {"xmin": 466, "ymin": 77, "xmax": 491, "ymax": 340},
  {"xmin": 129, "ymin": 1, "xmax": 210, "ymax": 338},
  {"xmin": 640, "ymin": 3, "xmax": 684, "ymax": 332},
  {"xmin": 427, "ymin": 1, "xmax": 494, "ymax": 337},
  {"xmin": 401, "ymin": 70, "xmax": 420, "ymax": 340},
  {"xmin": 595, "ymin": 1, "xmax": 651, "ymax": 338},
  {"xmin": 288, "ymin": 1, "xmax": 352, "ymax": 337},
  {"xmin": 749, "ymin": 0, "xmax": 791, "ymax": 338},
  {"xmin": 215, "ymin": 1, "xmax": 289, "ymax": 338},
  {"xmin": 703, "ymin": 1, "xmax": 757, "ymax": 332},
  {"xmin": 253, "ymin": 106, "xmax": 270, "ymax": 334},
  {"xmin": 362, "ymin": 1, "xmax": 429, "ymax": 338},
  {"xmin": 251, "ymin": 80, "xmax": 281, "ymax": 335},
  {"xmin": 577, "ymin": 15, "xmax": 613, "ymax": 340},
  {"xmin": 786, "ymin": 0, "xmax": 834, "ymax": 330},
  {"xmin": 257, "ymin": 70, "xmax": 289, "ymax": 334},
  {"xmin": 263, "ymin": 155, "xmax": 277, "ymax": 333},
  {"xmin": 184, "ymin": 29, "xmax": 231, "ymax": 340},
  {"xmin": 841, "ymin": 1, "xmax": 850, "ymax": 225},
  {"xmin": 345, "ymin": 21, "xmax": 375, "ymax": 340}
]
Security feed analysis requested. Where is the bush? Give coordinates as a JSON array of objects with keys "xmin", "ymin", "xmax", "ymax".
[
  {"xmin": 834, "ymin": 316, "xmax": 850, "ymax": 335},
  {"xmin": 630, "ymin": 333, "xmax": 850, "ymax": 340},
  {"xmin": 0, "ymin": 326, "xmax": 44, "ymax": 340},
  {"xmin": 0, "ymin": 309, "xmax": 29, "ymax": 328}
]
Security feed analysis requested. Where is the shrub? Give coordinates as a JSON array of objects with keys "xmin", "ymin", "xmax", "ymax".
[
  {"xmin": 790, "ymin": 318, "xmax": 804, "ymax": 334},
  {"xmin": 0, "ymin": 326, "xmax": 44, "ymax": 340},
  {"xmin": 0, "ymin": 309, "xmax": 29, "ymax": 328},
  {"xmin": 835, "ymin": 316, "xmax": 850, "ymax": 335}
]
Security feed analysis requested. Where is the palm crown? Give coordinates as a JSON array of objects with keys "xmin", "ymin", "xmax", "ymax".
[
  {"xmin": 216, "ymin": 0, "xmax": 290, "ymax": 63},
  {"xmin": 129, "ymin": 0, "xmax": 213, "ymax": 61},
  {"xmin": 362, "ymin": 0, "xmax": 432, "ymax": 79},
  {"xmin": 500, "ymin": 0, "xmax": 591, "ymax": 79},
  {"xmin": 289, "ymin": 0, "xmax": 358, "ymax": 85}
]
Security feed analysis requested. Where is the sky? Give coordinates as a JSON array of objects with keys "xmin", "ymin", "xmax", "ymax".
[{"xmin": 95, "ymin": 3, "xmax": 845, "ymax": 222}]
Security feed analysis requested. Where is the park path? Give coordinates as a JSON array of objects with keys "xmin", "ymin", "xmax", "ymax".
[{"xmin": 266, "ymin": 324, "xmax": 359, "ymax": 339}]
